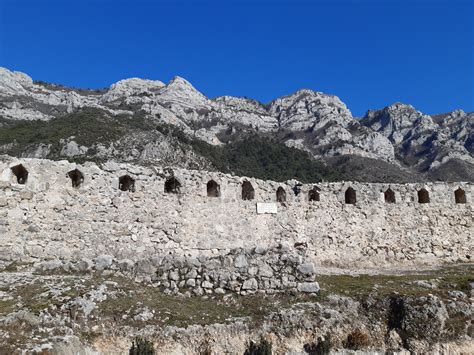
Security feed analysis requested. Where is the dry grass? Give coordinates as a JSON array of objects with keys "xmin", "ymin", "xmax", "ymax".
[{"xmin": 344, "ymin": 330, "xmax": 370, "ymax": 350}]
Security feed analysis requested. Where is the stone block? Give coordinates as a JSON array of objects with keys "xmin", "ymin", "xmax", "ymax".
[
  {"xmin": 253, "ymin": 246, "xmax": 267, "ymax": 255},
  {"xmin": 94, "ymin": 254, "xmax": 113, "ymax": 271},
  {"xmin": 202, "ymin": 281, "xmax": 213, "ymax": 289},
  {"xmin": 234, "ymin": 254, "xmax": 248, "ymax": 268},
  {"xmin": 186, "ymin": 279, "xmax": 196, "ymax": 287},
  {"xmin": 185, "ymin": 269, "xmax": 198, "ymax": 279},
  {"xmin": 258, "ymin": 263, "xmax": 274, "ymax": 277},
  {"xmin": 297, "ymin": 282, "xmax": 320, "ymax": 293},
  {"xmin": 136, "ymin": 259, "xmax": 155, "ymax": 274},
  {"xmin": 297, "ymin": 263, "xmax": 315, "ymax": 276},
  {"xmin": 169, "ymin": 270, "xmax": 179, "ymax": 281},
  {"xmin": 242, "ymin": 278, "xmax": 258, "ymax": 290}
]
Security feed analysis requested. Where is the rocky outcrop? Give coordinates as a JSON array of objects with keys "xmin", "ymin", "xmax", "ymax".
[
  {"xmin": 100, "ymin": 77, "xmax": 165, "ymax": 103},
  {"xmin": 362, "ymin": 103, "xmax": 474, "ymax": 177}
]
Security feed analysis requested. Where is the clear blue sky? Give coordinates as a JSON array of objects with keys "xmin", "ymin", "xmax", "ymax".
[{"xmin": 0, "ymin": 0, "xmax": 472, "ymax": 117}]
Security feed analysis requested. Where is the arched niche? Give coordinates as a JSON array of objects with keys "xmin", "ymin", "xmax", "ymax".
[
  {"xmin": 345, "ymin": 187, "xmax": 356, "ymax": 204},
  {"xmin": 67, "ymin": 169, "xmax": 84, "ymax": 188},
  {"xmin": 165, "ymin": 177, "xmax": 181, "ymax": 194},
  {"xmin": 308, "ymin": 186, "xmax": 320, "ymax": 202},
  {"xmin": 417, "ymin": 188, "xmax": 430, "ymax": 204},
  {"xmin": 119, "ymin": 175, "xmax": 135, "ymax": 192},
  {"xmin": 242, "ymin": 180, "xmax": 255, "ymax": 200},
  {"xmin": 384, "ymin": 188, "xmax": 396, "ymax": 203},
  {"xmin": 207, "ymin": 180, "xmax": 221, "ymax": 197},
  {"xmin": 276, "ymin": 186, "xmax": 286, "ymax": 203},
  {"xmin": 454, "ymin": 188, "xmax": 466, "ymax": 204},
  {"xmin": 11, "ymin": 164, "xmax": 28, "ymax": 184}
]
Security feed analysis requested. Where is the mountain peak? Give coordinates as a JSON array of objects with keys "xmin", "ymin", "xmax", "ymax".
[
  {"xmin": 166, "ymin": 76, "xmax": 201, "ymax": 93},
  {"xmin": 0, "ymin": 67, "xmax": 34, "ymax": 94},
  {"xmin": 159, "ymin": 76, "xmax": 208, "ymax": 104}
]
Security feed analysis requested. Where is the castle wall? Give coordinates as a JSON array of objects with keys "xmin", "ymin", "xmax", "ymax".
[{"xmin": 0, "ymin": 157, "xmax": 472, "ymax": 292}]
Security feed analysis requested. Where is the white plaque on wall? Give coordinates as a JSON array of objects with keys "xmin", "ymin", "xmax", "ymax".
[{"xmin": 256, "ymin": 202, "xmax": 278, "ymax": 214}]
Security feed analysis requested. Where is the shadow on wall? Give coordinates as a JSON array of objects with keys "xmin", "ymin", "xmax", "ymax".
[
  {"xmin": 207, "ymin": 180, "xmax": 220, "ymax": 197},
  {"xmin": 165, "ymin": 177, "xmax": 181, "ymax": 194},
  {"xmin": 345, "ymin": 187, "xmax": 356, "ymax": 204},
  {"xmin": 242, "ymin": 180, "xmax": 255, "ymax": 200},
  {"xmin": 384, "ymin": 188, "xmax": 396, "ymax": 203},
  {"xmin": 455, "ymin": 188, "xmax": 466, "ymax": 204},
  {"xmin": 276, "ymin": 186, "xmax": 286, "ymax": 203},
  {"xmin": 119, "ymin": 175, "xmax": 135, "ymax": 192},
  {"xmin": 308, "ymin": 186, "xmax": 320, "ymax": 202},
  {"xmin": 11, "ymin": 164, "xmax": 28, "ymax": 184},
  {"xmin": 67, "ymin": 169, "xmax": 84, "ymax": 188},
  {"xmin": 418, "ymin": 188, "xmax": 430, "ymax": 203}
]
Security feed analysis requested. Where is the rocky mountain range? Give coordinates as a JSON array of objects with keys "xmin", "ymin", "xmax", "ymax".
[{"xmin": 0, "ymin": 67, "xmax": 472, "ymax": 182}]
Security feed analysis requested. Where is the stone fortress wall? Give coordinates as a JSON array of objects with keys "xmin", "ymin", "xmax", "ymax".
[{"xmin": 0, "ymin": 156, "xmax": 472, "ymax": 295}]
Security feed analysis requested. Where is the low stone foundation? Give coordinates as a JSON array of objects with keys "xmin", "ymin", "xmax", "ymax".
[{"xmin": 37, "ymin": 247, "xmax": 320, "ymax": 295}]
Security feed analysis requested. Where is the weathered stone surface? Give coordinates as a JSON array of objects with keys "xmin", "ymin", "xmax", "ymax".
[
  {"xmin": 297, "ymin": 263, "xmax": 315, "ymax": 276},
  {"xmin": 19, "ymin": 190, "xmax": 34, "ymax": 200},
  {"xmin": 202, "ymin": 281, "xmax": 213, "ymax": 289},
  {"xmin": 185, "ymin": 269, "xmax": 198, "ymax": 279},
  {"xmin": 185, "ymin": 279, "xmax": 196, "ymax": 287},
  {"xmin": 242, "ymin": 278, "xmax": 258, "ymax": 291},
  {"xmin": 94, "ymin": 255, "xmax": 113, "ymax": 271},
  {"xmin": 117, "ymin": 259, "xmax": 134, "ymax": 272},
  {"xmin": 297, "ymin": 282, "xmax": 320, "ymax": 293},
  {"xmin": 258, "ymin": 263, "xmax": 273, "ymax": 278},
  {"xmin": 39, "ymin": 260, "xmax": 63, "ymax": 271},
  {"xmin": 254, "ymin": 246, "xmax": 267, "ymax": 254},
  {"xmin": 234, "ymin": 255, "xmax": 248, "ymax": 268},
  {"xmin": 169, "ymin": 270, "xmax": 179, "ymax": 281},
  {"xmin": 74, "ymin": 259, "xmax": 93, "ymax": 273}
]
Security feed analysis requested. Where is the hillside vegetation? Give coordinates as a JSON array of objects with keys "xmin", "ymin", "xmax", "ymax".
[{"xmin": 0, "ymin": 109, "xmax": 345, "ymax": 183}]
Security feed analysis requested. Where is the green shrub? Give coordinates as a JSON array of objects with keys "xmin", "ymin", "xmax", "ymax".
[
  {"xmin": 129, "ymin": 337, "xmax": 154, "ymax": 355},
  {"xmin": 189, "ymin": 135, "xmax": 345, "ymax": 183}
]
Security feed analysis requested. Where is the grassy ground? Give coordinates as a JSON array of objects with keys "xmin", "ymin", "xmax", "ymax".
[
  {"xmin": 0, "ymin": 263, "xmax": 472, "ymax": 352},
  {"xmin": 2, "ymin": 264, "xmax": 471, "ymax": 325},
  {"xmin": 317, "ymin": 263, "xmax": 473, "ymax": 301}
]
